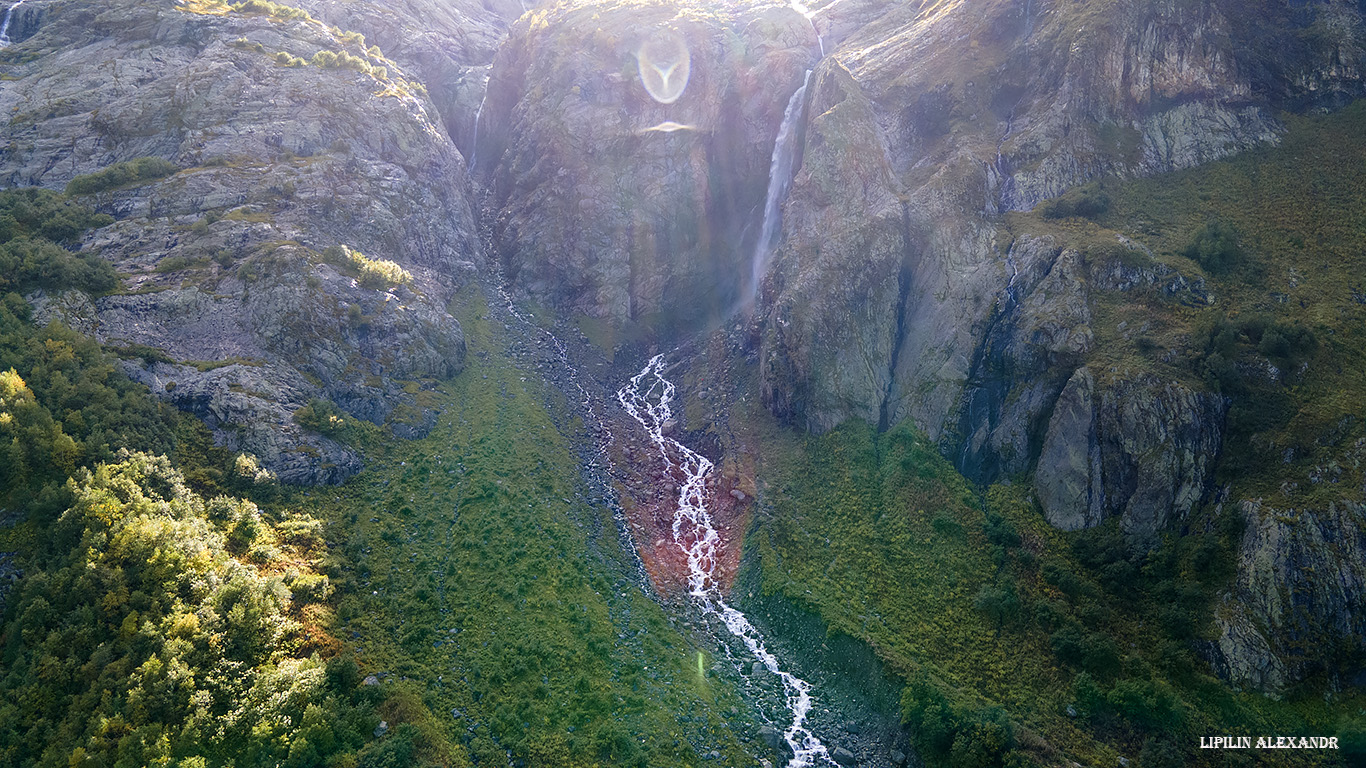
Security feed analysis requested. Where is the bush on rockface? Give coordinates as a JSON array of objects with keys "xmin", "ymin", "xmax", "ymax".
[
  {"xmin": 322, "ymin": 245, "xmax": 412, "ymax": 290},
  {"xmin": 1039, "ymin": 186, "xmax": 1110, "ymax": 220},
  {"xmin": 231, "ymin": 0, "xmax": 311, "ymax": 21},
  {"xmin": 65, "ymin": 157, "xmax": 179, "ymax": 195}
]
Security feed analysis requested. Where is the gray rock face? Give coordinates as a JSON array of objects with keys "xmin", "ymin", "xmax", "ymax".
[
  {"xmin": 2, "ymin": 0, "xmax": 482, "ymax": 483},
  {"xmin": 955, "ymin": 238, "xmax": 1091, "ymax": 483},
  {"xmin": 1213, "ymin": 500, "xmax": 1366, "ymax": 692},
  {"xmin": 1095, "ymin": 374, "xmax": 1227, "ymax": 541},
  {"xmin": 1036, "ymin": 367, "xmax": 1103, "ymax": 531},
  {"xmin": 1034, "ymin": 366, "xmax": 1226, "ymax": 542},
  {"xmin": 479, "ymin": 0, "xmax": 820, "ymax": 327},
  {"xmin": 287, "ymin": 0, "xmax": 522, "ymax": 159}
]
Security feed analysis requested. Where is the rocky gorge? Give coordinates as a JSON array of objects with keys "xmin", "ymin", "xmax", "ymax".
[{"xmin": 2, "ymin": 0, "xmax": 1365, "ymax": 766}]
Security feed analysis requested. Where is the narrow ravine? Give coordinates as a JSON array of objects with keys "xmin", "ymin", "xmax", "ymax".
[{"xmin": 618, "ymin": 354, "xmax": 834, "ymax": 768}]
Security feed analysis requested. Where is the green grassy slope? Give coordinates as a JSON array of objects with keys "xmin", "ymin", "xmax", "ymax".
[
  {"xmin": 746, "ymin": 418, "xmax": 1357, "ymax": 767},
  {"xmin": 309, "ymin": 285, "xmax": 761, "ymax": 768},
  {"xmin": 1016, "ymin": 99, "xmax": 1366, "ymax": 506}
]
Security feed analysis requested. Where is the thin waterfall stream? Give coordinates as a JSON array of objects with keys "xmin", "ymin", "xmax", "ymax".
[
  {"xmin": 618, "ymin": 354, "xmax": 834, "ymax": 768},
  {"xmin": 749, "ymin": 69, "xmax": 812, "ymax": 305},
  {"xmin": 0, "ymin": 0, "xmax": 27, "ymax": 47}
]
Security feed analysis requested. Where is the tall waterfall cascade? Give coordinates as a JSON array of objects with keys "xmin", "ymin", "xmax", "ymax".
[
  {"xmin": 749, "ymin": 69, "xmax": 813, "ymax": 305},
  {"xmin": 619, "ymin": 355, "xmax": 834, "ymax": 768}
]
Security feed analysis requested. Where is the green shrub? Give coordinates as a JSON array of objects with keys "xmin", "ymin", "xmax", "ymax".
[
  {"xmin": 1039, "ymin": 186, "xmax": 1110, "ymax": 220},
  {"xmin": 275, "ymin": 50, "xmax": 308, "ymax": 67},
  {"xmin": 0, "ymin": 187, "xmax": 113, "ymax": 244},
  {"xmin": 65, "ymin": 156, "xmax": 179, "ymax": 195},
  {"xmin": 1183, "ymin": 220, "xmax": 1243, "ymax": 275},
  {"xmin": 973, "ymin": 584, "xmax": 1021, "ymax": 633},
  {"xmin": 0, "ymin": 237, "xmax": 117, "ymax": 294},
  {"xmin": 294, "ymin": 397, "xmax": 351, "ymax": 437}
]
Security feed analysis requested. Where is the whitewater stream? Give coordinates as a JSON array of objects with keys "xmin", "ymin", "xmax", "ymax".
[{"xmin": 618, "ymin": 354, "xmax": 833, "ymax": 767}]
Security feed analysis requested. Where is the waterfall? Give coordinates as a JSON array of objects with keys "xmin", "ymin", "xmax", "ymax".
[
  {"xmin": 467, "ymin": 90, "xmax": 488, "ymax": 177},
  {"xmin": 791, "ymin": 0, "xmax": 825, "ymax": 56},
  {"xmin": 618, "ymin": 355, "xmax": 834, "ymax": 768},
  {"xmin": 748, "ymin": 69, "xmax": 812, "ymax": 305},
  {"xmin": 0, "ymin": 0, "xmax": 26, "ymax": 48}
]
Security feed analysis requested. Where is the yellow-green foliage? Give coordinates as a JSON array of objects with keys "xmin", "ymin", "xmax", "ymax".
[
  {"xmin": 322, "ymin": 245, "xmax": 412, "ymax": 290},
  {"xmin": 274, "ymin": 50, "xmax": 307, "ymax": 67},
  {"xmin": 0, "ymin": 453, "xmax": 395, "ymax": 767},
  {"xmin": 0, "ymin": 191, "xmax": 193, "ymax": 512},
  {"xmin": 311, "ymin": 48, "xmax": 387, "ymax": 79},
  {"xmin": 315, "ymin": 285, "xmax": 759, "ymax": 768},
  {"xmin": 231, "ymin": 0, "xmax": 311, "ymax": 22}
]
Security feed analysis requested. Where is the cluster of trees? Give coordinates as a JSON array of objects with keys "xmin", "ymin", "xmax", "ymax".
[
  {"xmin": 0, "ymin": 188, "xmax": 183, "ymax": 514},
  {"xmin": 1182, "ymin": 220, "xmax": 1244, "ymax": 275},
  {"xmin": 0, "ymin": 453, "xmax": 383, "ymax": 768},
  {"xmin": 900, "ymin": 674, "xmax": 1024, "ymax": 768},
  {"xmin": 1038, "ymin": 185, "xmax": 1111, "ymax": 221},
  {"xmin": 0, "ymin": 188, "xmax": 445, "ymax": 767}
]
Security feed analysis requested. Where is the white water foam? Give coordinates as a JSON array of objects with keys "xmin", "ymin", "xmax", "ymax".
[
  {"xmin": 618, "ymin": 354, "xmax": 833, "ymax": 767},
  {"xmin": 0, "ymin": 0, "xmax": 27, "ymax": 48}
]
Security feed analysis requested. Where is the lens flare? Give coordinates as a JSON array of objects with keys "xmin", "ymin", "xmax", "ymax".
[
  {"xmin": 642, "ymin": 121, "xmax": 695, "ymax": 134},
  {"xmin": 636, "ymin": 31, "xmax": 691, "ymax": 105}
]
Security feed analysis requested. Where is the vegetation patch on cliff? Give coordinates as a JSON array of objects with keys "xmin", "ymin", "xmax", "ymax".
[{"xmin": 1014, "ymin": 98, "xmax": 1366, "ymax": 508}]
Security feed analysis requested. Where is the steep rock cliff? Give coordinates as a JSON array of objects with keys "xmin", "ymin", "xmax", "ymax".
[
  {"xmin": 287, "ymin": 0, "xmax": 524, "ymax": 160},
  {"xmin": 1214, "ymin": 499, "xmax": 1366, "ymax": 692},
  {"xmin": 1, "ymin": 0, "xmax": 481, "ymax": 482},
  {"xmin": 478, "ymin": 0, "xmax": 820, "ymax": 327},
  {"xmin": 761, "ymin": 0, "xmax": 1364, "ymax": 443}
]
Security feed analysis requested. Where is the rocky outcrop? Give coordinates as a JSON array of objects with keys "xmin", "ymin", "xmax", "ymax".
[
  {"xmin": 287, "ymin": 0, "xmax": 524, "ymax": 159},
  {"xmin": 1034, "ymin": 367, "xmax": 1226, "ymax": 542},
  {"xmin": 759, "ymin": 62, "xmax": 914, "ymax": 432},
  {"xmin": 1214, "ymin": 499, "xmax": 1366, "ymax": 692},
  {"xmin": 954, "ymin": 237, "xmax": 1091, "ymax": 483},
  {"xmin": 1035, "ymin": 367, "xmax": 1103, "ymax": 531},
  {"xmin": 947, "ymin": 236, "xmax": 1224, "ymax": 541},
  {"xmin": 2, "ymin": 0, "xmax": 481, "ymax": 482},
  {"xmin": 758, "ymin": 0, "xmax": 1364, "ymax": 443},
  {"xmin": 478, "ymin": 0, "xmax": 820, "ymax": 328}
]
